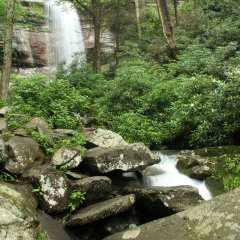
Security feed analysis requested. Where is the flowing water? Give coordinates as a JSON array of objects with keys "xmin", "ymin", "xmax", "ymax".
[
  {"xmin": 45, "ymin": 1, "xmax": 85, "ymax": 67},
  {"xmin": 124, "ymin": 150, "xmax": 212, "ymax": 200}
]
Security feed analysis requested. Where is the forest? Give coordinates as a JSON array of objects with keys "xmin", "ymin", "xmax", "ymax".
[{"xmin": 1, "ymin": 0, "xmax": 240, "ymax": 150}]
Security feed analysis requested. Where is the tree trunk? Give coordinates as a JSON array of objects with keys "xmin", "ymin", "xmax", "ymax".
[
  {"xmin": 115, "ymin": 0, "xmax": 120, "ymax": 69},
  {"xmin": 173, "ymin": 0, "xmax": 178, "ymax": 26},
  {"xmin": 1, "ymin": 0, "xmax": 15, "ymax": 100},
  {"xmin": 135, "ymin": 0, "xmax": 141, "ymax": 38},
  {"xmin": 156, "ymin": 0, "xmax": 178, "ymax": 56},
  {"xmin": 92, "ymin": 0, "xmax": 101, "ymax": 73}
]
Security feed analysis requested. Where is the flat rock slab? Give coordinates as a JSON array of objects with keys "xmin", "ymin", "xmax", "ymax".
[
  {"xmin": 103, "ymin": 186, "xmax": 240, "ymax": 240},
  {"xmin": 84, "ymin": 143, "xmax": 160, "ymax": 174},
  {"xmin": 82, "ymin": 128, "xmax": 128, "ymax": 148},
  {"xmin": 37, "ymin": 209, "xmax": 75, "ymax": 240},
  {"xmin": 123, "ymin": 185, "xmax": 204, "ymax": 215},
  {"xmin": 65, "ymin": 194, "xmax": 136, "ymax": 226}
]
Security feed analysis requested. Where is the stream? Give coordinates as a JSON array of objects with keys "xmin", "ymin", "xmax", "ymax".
[{"xmin": 123, "ymin": 150, "xmax": 212, "ymax": 200}]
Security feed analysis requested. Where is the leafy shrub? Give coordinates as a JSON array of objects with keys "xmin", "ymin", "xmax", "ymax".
[{"xmin": 8, "ymin": 74, "xmax": 90, "ymax": 129}]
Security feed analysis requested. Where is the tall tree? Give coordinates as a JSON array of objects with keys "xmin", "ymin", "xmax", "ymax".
[
  {"xmin": 1, "ymin": 0, "xmax": 15, "ymax": 100},
  {"xmin": 74, "ymin": 0, "xmax": 102, "ymax": 73},
  {"xmin": 156, "ymin": 0, "xmax": 178, "ymax": 56}
]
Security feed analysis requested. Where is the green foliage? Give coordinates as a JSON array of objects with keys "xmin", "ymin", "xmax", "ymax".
[
  {"xmin": 29, "ymin": 130, "xmax": 54, "ymax": 157},
  {"xmin": 37, "ymin": 230, "xmax": 50, "ymax": 240},
  {"xmin": 32, "ymin": 186, "xmax": 45, "ymax": 196},
  {"xmin": 56, "ymin": 57, "xmax": 106, "ymax": 101},
  {"xmin": 213, "ymin": 155, "xmax": 240, "ymax": 192},
  {"xmin": 8, "ymin": 74, "xmax": 89, "ymax": 129},
  {"xmin": 0, "ymin": 172, "xmax": 19, "ymax": 182},
  {"xmin": 7, "ymin": 117, "xmax": 30, "ymax": 130},
  {"xmin": 68, "ymin": 190, "xmax": 85, "ymax": 213},
  {"xmin": 55, "ymin": 131, "xmax": 86, "ymax": 151}
]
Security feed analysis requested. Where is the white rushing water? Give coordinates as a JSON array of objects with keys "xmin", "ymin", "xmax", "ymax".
[
  {"xmin": 45, "ymin": 1, "xmax": 85, "ymax": 67},
  {"xmin": 124, "ymin": 151, "xmax": 212, "ymax": 200}
]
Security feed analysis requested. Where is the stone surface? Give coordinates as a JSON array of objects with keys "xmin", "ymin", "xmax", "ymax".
[
  {"xmin": 190, "ymin": 165, "xmax": 212, "ymax": 180},
  {"xmin": 65, "ymin": 194, "xmax": 136, "ymax": 226},
  {"xmin": 103, "ymin": 186, "xmax": 240, "ymax": 240},
  {"xmin": 25, "ymin": 117, "xmax": 54, "ymax": 146},
  {"xmin": 37, "ymin": 209, "xmax": 75, "ymax": 240},
  {"xmin": 5, "ymin": 135, "xmax": 46, "ymax": 174},
  {"xmin": 0, "ymin": 119, "xmax": 8, "ymax": 133},
  {"xmin": 22, "ymin": 165, "xmax": 72, "ymax": 214},
  {"xmin": 0, "ymin": 136, "xmax": 8, "ymax": 166},
  {"xmin": 14, "ymin": 27, "xmax": 48, "ymax": 68},
  {"xmin": 0, "ymin": 106, "xmax": 10, "ymax": 117},
  {"xmin": 52, "ymin": 129, "xmax": 75, "ymax": 141},
  {"xmin": 0, "ymin": 182, "xmax": 41, "ymax": 240},
  {"xmin": 123, "ymin": 185, "xmax": 204, "ymax": 216},
  {"xmin": 71, "ymin": 176, "xmax": 111, "ymax": 205},
  {"xmin": 104, "ymin": 216, "xmax": 139, "ymax": 235},
  {"xmin": 51, "ymin": 145, "xmax": 83, "ymax": 169},
  {"xmin": 82, "ymin": 128, "xmax": 128, "ymax": 148},
  {"xmin": 83, "ymin": 143, "xmax": 160, "ymax": 174}
]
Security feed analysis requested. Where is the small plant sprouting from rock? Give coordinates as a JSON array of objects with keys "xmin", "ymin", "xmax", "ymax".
[
  {"xmin": 211, "ymin": 155, "xmax": 240, "ymax": 192},
  {"xmin": 37, "ymin": 230, "xmax": 50, "ymax": 240},
  {"xmin": 32, "ymin": 186, "xmax": 45, "ymax": 196},
  {"xmin": 0, "ymin": 172, "xmax": 19, "ymax": 182},
  {"xmin": 68, "ymin": 190, "xmax": 85, "ymax": 213}
]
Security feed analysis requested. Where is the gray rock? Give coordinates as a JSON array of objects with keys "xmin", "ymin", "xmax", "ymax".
[
  {"xmin": 82, "ymin": 128, "xmax": 128, "ymax": 148},
  {"xmin": 22, "ymin": 165, "xmax": 72, "ymax": 214},
  {"xmin": 25, "ymin": 117, "xmax": 54, "ymax": 146},
  {"xmin": 51, "ymin": 146, "xmax": 83, "ymax": 169},
  {"xmin": 123, "ymin": 185, "xmax": 204, "ymax": 215},
  {"xmin": 103, "ymin": 186, "xmax": 240, "ymax": 240},
  {"xmin": 190, "ymin": 165, "xmax": 212, "ymax": 180},
  {"xmin": 104, "ymin": 216, "xmax": 139, "ymax": 235},
  {"xmin": 84, "ymin": 143, "xmax": 160, "ymax": 174},
  {"xmin": 37, "ymin": 209, "xmax": 75, "ymax": 240},
  {"xmin": 52, "ymin": 129, "xmax": 75, "ymax": 141},
  {"xmin": 66, "ymin": 171, "xmax": 89, "ymax": 180},
  {"xmin": 0, "ymin": 182, "xmax": 40, "ymax": 240},
  {"xmin": 0, "ymin": 106, "xmax": 10, "ymax": 117},
  {"xmin": 71, "ymin": 176, "xmax": 111, "ymax": 205},
  {"xmin": 65, "ymin": 194, "xmax": 136, "ymax": 226},
  {"xmin": 0, "ymin": 118, "xmax": 8, "ymax": 133},
  {"xmin": 5, "ymin": 135, "xmax": 46, "ymax": 174},
  {"xmin": 0, "ymin": 136, "xmax": 8, "ymax": 165}
]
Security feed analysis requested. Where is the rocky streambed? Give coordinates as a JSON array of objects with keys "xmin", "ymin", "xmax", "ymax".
[{"xmin": 0, "ymin": 109, "xmax": 240, "ymax": 239}]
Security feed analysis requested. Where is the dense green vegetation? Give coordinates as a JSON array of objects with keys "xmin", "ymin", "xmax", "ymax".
[{"xmin": 6, "ymin": 0, "xmax": 240, "ymax": 150}]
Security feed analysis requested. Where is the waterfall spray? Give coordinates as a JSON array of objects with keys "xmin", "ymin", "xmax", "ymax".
[{"xmin": 45, "ymin": 1, "xmax": 85, "ymax": 67}]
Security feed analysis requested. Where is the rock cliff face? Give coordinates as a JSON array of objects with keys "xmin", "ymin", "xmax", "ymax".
[{"xmin": 13, "ymin": 27, "xmax": 49, "ymax": 68}]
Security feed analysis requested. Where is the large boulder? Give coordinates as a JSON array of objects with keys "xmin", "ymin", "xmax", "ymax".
[
  {"xmin": 25, "ymin": 117, "xmax": 54, "ymax": 146},
  {"xmin": 71, "ymin": 176, "xmax": 112, "ymax": 205},
  {"xmin": 65, "ymin": 194, "xmax": 136, "ymax": 226},
  {"xmin": 51, "ymin": 146, "xmax": 83, "ymax": 169},
  {"xmin": 0, "ymin": 182, "xmax": 41, "ymax": 240},
  {"xmin": 82, "ymin": 128, "xmax": 128, "ymax": 148},
  {"xmin": 103, "ymin": 186, "xmax": 240, "ymax": 240},
  {"xmin": 83, "ymin": 143, "xmax": 160, "ymax": 174},
  {"xmin": 0, "ymin": 136, "xmax": 8, "ymax": 167},
  {"xmin": 123, "ymin": 185, "xmax": 204, "ymax": 216},
  {"xmin": 5, "ymin": 135, "xmax": 46, "ymax": 174},
  {"xmin": 22, "ymin": 165, "xmax": 72, "ymax": 214}
]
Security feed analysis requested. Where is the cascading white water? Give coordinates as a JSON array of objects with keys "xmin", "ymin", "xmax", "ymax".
[
  {"xmin": 124, "ymin": 151, "xmax": 212, "ymax": 200},
  {"xmin": 45, "ymin": 1, "xmax": 85, "ymax": 67}
]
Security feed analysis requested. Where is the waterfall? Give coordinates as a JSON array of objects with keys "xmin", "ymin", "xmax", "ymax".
[
  {"xmin": 45, "ymin": 1, "xmax": 85, "ymax": 67},
  {"xmin": 123, "ymin": 151, "xmax": 212, "ymax": 200}
]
